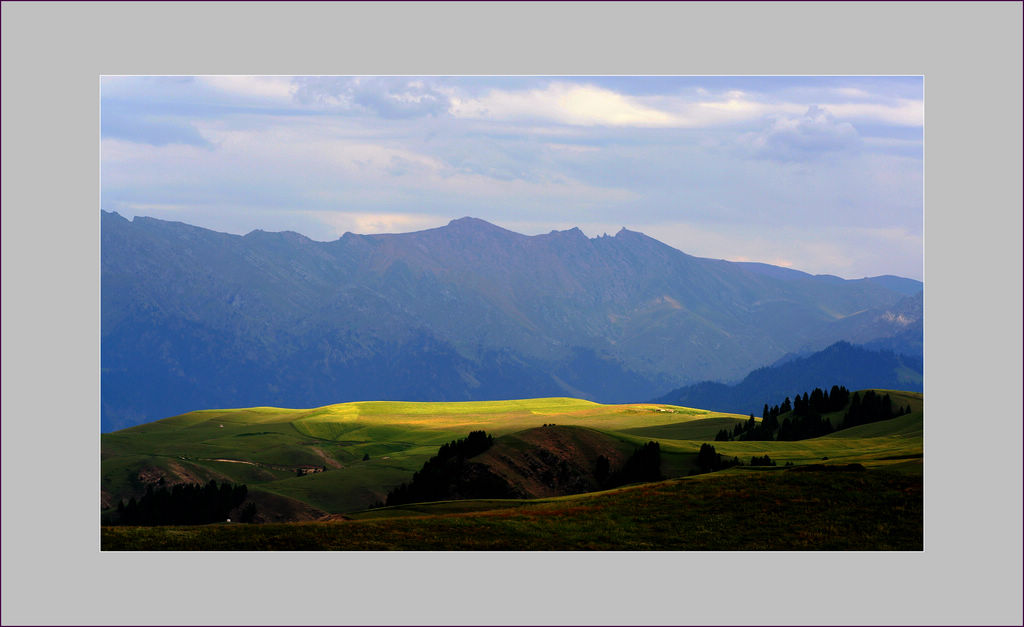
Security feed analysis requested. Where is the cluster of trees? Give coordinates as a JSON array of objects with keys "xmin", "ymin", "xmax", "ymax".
[
  {"xmin": 777, "ymin": 413, "xmax": 835, "ymax": 441},
  {"xmin": 839, "ymin": 390, "xmax": 912, "ymax": 429},
  {"xmin": 695, "ymin": 443, "xmax": 742, "ymax": 473},
  {"xmin": 596, "ymin": 442, "xmax": 663, "ymax": 489},
  {"xmin": 383, "ymin": 431, "xmax": 512, "ymax": 506},
  {"xmin": 712, "ymin": 385, "xmax": 899, "ymax": 442},
  {"xmin": 793, "ymin": 385, "xmax": 851, "ymax": 416},
  {"xmin": 695, "ymin": 446, "xmax": 785, "ymax": 473},
  {"xmin": 115, "ymin": 480, "xmax": 254, "ymax": 525},
  {"xmin": 716, "ymin": 411, "xmax": 833, "ymax": 442},
  {"xmin": 433, "ymin": 430, "xmax": 494, "ymax": 460},
  {"xmin": 717, "ymin": 413, "xmax": 775, "ymax": 442}
]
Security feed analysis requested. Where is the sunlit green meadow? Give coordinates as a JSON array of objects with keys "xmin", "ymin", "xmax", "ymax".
[{"xmin": 101, "ymin": 391, "xmax": 922, "ymax": 544}]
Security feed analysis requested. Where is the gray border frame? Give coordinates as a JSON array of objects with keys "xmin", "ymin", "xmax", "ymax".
[{"xmin": 2, "ymin": 2, "xmax": 1022, "ymax": 625}]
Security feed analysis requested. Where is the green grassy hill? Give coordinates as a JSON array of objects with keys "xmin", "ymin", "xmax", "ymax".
[
  {"xmin": 102, "ymin": 397, "xmax": 744, "ymax": 515},
  {"xmin": 101, "ymin": 391, "xmax": 922, "ymax": 521}
]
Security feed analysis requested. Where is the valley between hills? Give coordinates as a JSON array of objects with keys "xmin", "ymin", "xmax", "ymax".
[{"xmin": 102, "ymin": 390, "xmax": 922, "ymax": 550}]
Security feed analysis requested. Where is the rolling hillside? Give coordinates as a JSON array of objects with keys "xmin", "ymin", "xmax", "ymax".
[
  {"xmin": 101, "ymin": 398, "xmax": 742, "ymax": 515},
  {"xmin": 102, "ymin": 466, "xmax": 923, "ymax": 550},
  {"xmin": 102, "ymin": 391, "xmax": 922, "ymax": 521}
]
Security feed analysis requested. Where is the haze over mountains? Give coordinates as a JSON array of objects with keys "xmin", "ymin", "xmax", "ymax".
[{"xmin": 101, "ymin": 212, "xmax": 922, "ymax": 431}]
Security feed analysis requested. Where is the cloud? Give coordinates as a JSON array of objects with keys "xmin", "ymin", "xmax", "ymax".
[
  {"xmin": 446, "ymin": 82, "xmax": 920, "ymax": 130},
  {"xmin": 449, "ymin": 82, "xmax": 680, "ymax": 127},
  {"xmin": 293, "ymin": 77, "xmax": 451, "ymax": 118},
  {"xmin": 744, "ymin": 105, "xmax": 862, "ymax": 161},
  {"xmin": 818, "ymin": 98, "xmax": 922, "ymax": 126},
  {"xmin": 198, "ymin": 76, "xmax": 296, "ymax": 102},
  {"xmin": 831, "ymin": 87, "xmax": 873, "ymax": 99}
]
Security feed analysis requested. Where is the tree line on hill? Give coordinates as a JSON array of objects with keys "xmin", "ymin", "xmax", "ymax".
[
  {"xmin": 695, "ymin": 445, "xmax": 782, "ymax": 473},
  {"xmin": 114, "ymin": 479, "xmax": 256, "ymax": 525},
  {"xmin": 714, "ymin": 386, "xmax": 911, "ymax": 442},
  {"xmin": 838, "ymin": 390, "xmax": 908, "ymax": 430}
]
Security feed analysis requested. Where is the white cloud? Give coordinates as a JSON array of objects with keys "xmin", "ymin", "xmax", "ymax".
[
  {"xmin": 447, "ymin": 82, "xmax": 924, "ymax": 129},
  {"xmin": 450, "ymin": 83, "xmax": 680, "ymax": 127},
  {"xmin": 818, "ymin": 98, "xmax": 922, "ymax": 126},
  {"xmin": 198, "ymin": 76, "xmax": 296, "ymax": 102},
  {"xmin": 450, "ymin": 82, "xmax": 791, "ymax": 128},
  {"xmin": 743, "ymin": 105, "xmax": 862, "ymax": 161},
  {"xmin": 831, "ymin": 87, "xmax": 872, "ymax": 99}
]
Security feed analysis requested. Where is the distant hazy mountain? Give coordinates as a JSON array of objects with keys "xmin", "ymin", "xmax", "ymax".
[
  {"xmin": 652, "ymin": 341, "xmax": 924, "ymax": 416},
  {"xmin": 101, "ymin": 212, "xmax": 922, "ymax": 431},
  {"xmin": 769, "ymin": 290, "xmax": 923, "ymax": 366}
]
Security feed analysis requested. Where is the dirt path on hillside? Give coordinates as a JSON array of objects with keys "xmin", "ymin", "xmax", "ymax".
[
  {"xmin": 310, "ymin": 447, "xmax": 344, "ymax": 469},
  {"xmin": 197, "ymin": 457, "xmax": 325, "ymax": 472}
]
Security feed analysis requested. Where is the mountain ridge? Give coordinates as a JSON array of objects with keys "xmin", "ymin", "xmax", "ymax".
[{"xmin": 101, "ymin": 211, "xmax": 922, "ymax": 431}]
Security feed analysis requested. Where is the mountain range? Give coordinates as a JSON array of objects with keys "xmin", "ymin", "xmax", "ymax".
[
  {"xmin": 652, "ymin": 341, "xmax": 923, "ymax": 416},
  {"xmin": 101, "ymin": 212, "xmax": 922, "ymax": 431}
]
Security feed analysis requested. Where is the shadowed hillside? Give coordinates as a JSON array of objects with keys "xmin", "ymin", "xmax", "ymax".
[{"xmin": 103, "ymin": 467, "xmax": 922, "ymax": 551}]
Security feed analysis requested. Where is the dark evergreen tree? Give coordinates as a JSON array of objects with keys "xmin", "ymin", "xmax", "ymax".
[
  {"xmin": 810, "ymin": 387, "xmax": 825, "ymax": 413},
  {"xmin": 695, "ymin": 443, "xmax": 741, "ymax": 473},
  {"xmin": 608, "ymin": 442, "xmax": 662, "ymax": 487},
  {"xmin": 697, "ymin": 443, "xmax": 719, "ymax": 472}
]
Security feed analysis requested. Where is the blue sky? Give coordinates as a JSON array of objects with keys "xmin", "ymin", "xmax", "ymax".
[{"xmin": 101, "ymin": 76, "xmax": 922, "ymax": 279}]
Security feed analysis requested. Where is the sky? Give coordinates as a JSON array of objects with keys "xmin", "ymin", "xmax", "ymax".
[{"xmin": 101, "ymin": 76, "xmax": 923, "ymax": 280}]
